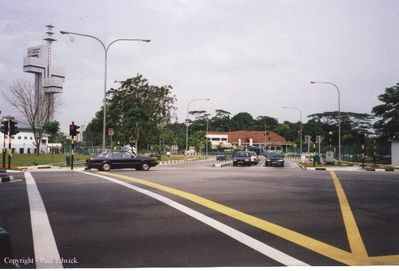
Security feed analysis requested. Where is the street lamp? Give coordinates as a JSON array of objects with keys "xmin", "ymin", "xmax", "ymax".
[
  {"xmin": 310, "ymin": 81, "xmax": 341, "ymax": 161},
  {"xmin": 283, "ymin": 106, "xmax": 303, "ymax": 155},
  {"xmin": 60, "ymin": 30, "xmax": 150, "ymax": 150},
  {"xmin": 185, "ymin": 98, "xmax": 210, "ymax": 153}
]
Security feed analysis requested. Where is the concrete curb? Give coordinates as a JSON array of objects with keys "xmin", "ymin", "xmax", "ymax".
[
  {"xmin": 296, "ymin": 163, "xmax": 306, "ymax": 170},
  {"xmin": 304, "ymin": 166, "xmax": 398, "ymax": 172},
  {"xmin": 159, "ymin": 157, "xmax": 215, "ymax": 165},
  {"xmin": 214, "ymin": 161, "xmax": 233, "ymax": 168},
  {"xmin": 159, "ymin": 159, "xmax": 195, "ymax": 165}
]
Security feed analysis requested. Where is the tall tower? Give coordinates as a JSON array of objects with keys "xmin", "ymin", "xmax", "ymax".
[{"xmin": 23, "ymin": 25, "xmax": 65, "ymax": 121}]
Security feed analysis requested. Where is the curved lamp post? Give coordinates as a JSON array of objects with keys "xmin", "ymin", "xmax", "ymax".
[
  {"xmin": 310, "ymin": 81, "xmax": 341, "ymax": 161},
  {"xmin": 185, "ymin": 98, "xmax": 210, "ymax": 153},
  {"xmin": 283, "ymin": 106, "xmax": 303, "ymax": 154},
  {"xmin": 60, "ymin": 30, "xmax": 150, "ymax": 150}
]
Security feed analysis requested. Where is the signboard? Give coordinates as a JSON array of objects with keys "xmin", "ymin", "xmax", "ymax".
[
  {"xmin": 304, "ymin": 135, "xmax": 312, "ymax": 143},
  {"xmin": 325, "ymin": 151, "xmax": 335, "ymax": 164},
  {"xmin": 27, "ymin": 46, "xmax": 42, "ymax": 57},
  {"xmin": 108, "ymin": 128, "xmax": 114, "ymax": 136}
]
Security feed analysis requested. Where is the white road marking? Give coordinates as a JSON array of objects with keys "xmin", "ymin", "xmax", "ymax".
[
  {"xmin": 83, "ymin": 171, "xmax": 308, "ymax": 266},
  {"xmin": 25, "ymin": 171, "xmax": 63, "ymax": 269}
]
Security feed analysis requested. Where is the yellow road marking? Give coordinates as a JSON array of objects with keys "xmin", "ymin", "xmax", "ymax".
[
  {"xmin": 329, "ymin": 171, "xmax": 368, "ymax": 257},
  {"xmin": 98, "ymin": 171, "xmax": 399, "ymax": 265}
]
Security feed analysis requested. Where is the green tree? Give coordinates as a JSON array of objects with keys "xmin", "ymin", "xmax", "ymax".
[
  {"xmin": 231, "ymin": 112, "xmax": 255, "ymax": 130},
  {"xmin": 275, "ymin": 121, "xmax": 299, "ymax": 143},
  {"xmin": 84, "ymin": 109, "xmax": 104, "ymax": 147},
  {"xmin": 308, "ymin": 111, "xmax": 373, "ymax": 156},
  {"xmin": 209, "ymin": 109, "xmax": 231, "ymax": 132},
  {"xmin": 191, "ymin": 130, "xmax": 206, "ymax": 152},
  {"xmin": 372, "ymin": 83, "xmax": 399, "ymax": 140},
  {"xmin": 86, "ymin": 74, "xmax": 176, "ymax": 151},
  {"xmin": 188, "ymin": 110, "xmax": 209, "ymax": 132},
  {"xmin": 162, "ymin": 122, "xmax": 186, "ymax": 153},
  {"xmin": 253, "ymin": 116, "xmax": 279, "ymax": 131},
  {"xmin": 43, "ymin": 121, "xmax": 60, "ymax": 143}
]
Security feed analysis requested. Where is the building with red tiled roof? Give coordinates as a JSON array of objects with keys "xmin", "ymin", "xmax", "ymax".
[{"xmin": 206, "ymin": 130, "xmax": 292, "ymax": 152}]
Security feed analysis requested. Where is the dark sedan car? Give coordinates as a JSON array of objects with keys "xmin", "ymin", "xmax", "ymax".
[
  {"xmin": 86, "ymin": 150, "xmax": 158, "ymax": 171},
  {"xmin": 265, "ymin": 153, "xmax": 284, "ymax": 167},
  {"xmin": 232, "ymin": 151, "xmax": 252, "ymax": 167}
]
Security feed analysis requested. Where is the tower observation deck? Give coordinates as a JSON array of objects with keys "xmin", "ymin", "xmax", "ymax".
[{"xmin": 23, "ymin": 25, "xmax": 65, "ymax": 121}]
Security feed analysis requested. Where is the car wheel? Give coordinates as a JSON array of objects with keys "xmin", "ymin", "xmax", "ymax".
[
  {"xmin": 102, "ymin": 163, "xmax": 111, "ymax": 171},
  {"xmin": 141, "ymin": 162, "xmax": 150, "ymax": 171}
]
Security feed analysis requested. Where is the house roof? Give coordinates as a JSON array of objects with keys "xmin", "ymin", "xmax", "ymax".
[{"xmin": 207, "ymin": 130, "xmax": 291, "ymax": 145}]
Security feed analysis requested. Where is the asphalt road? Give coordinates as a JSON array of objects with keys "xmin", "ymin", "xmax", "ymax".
[{"xmin": 1, "ymin": 159, "xmax": 398, "ymax": 268}]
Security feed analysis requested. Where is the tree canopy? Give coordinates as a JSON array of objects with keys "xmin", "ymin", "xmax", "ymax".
[
  {"xmin": 372, "ymin": 83, "xmax": 399, "ymax": 140},
  {"xmin": 85, "ymin": 74, "xmax": 176, "ymax": 151}
]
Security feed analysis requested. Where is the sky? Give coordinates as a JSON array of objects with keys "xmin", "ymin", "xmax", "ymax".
[{"xmin": 1, "ymin": 0, "xmax": 399, "ymax": 132}]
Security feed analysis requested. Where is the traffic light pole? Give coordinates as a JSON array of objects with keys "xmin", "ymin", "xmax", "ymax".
[
  {"xmin": 71, "ymin": 138, "xmax": 74, "ymax": 170},
  {"xmin": 7, "ymin": 121, "xmax": 11, "ymax": 169},
  {"xmin": 69, "ymin": 121, "xmax": 80, "ymax": 171},
  {"xmin": 1, "ymin": 118, "xmax": 18, "ymax": 170},
  {"xmin": 2, "ymin": 138, "xmax": 5, "ymax": 169},
  {"xmin": 1, "ymin": 120, "xmax": 8, "ymax": 169}
]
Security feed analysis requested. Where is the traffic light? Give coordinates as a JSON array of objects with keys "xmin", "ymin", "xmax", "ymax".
[
  {"xmin": 0, "ymin": 121, "xmax": 9, "ymax": 135},
  {"xmin": 9, "ymin": 120, "xmax": 19, "ymax": 136},
  {"xmin": 69, "ymin": 121, "xmax": 80, "ymax": 137}
]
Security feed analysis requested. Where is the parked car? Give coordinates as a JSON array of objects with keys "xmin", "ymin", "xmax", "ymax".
[
  {"xmin": 248, "ymin": 151, "xmax": 259, "ymax": 165},
  {"xmin": 233, "ymin": 151, "xmax": 252, "ymax": 167},
  {"xmin": 265, "ymin": 153, "xmax": 284, "ymax": 167},
  {"xmin": 86, "ymin": 150, "xmax": 158, "ymax": 171}
]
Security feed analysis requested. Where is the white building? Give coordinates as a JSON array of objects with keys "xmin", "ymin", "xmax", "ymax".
[
  {"xmin": 391, "ymin": 137, "xmax": 399, "ymax": 166},
  {"xmin": 0, "ymin": 123, "xmax": 49, "ymax": 154},
  {"xmin": 205, "ymin": 133, "xmax": 232, "ymax": 149}
]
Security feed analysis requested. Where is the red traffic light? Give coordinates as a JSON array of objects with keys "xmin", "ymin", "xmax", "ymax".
[{"xmin": 69, "ymin": 121, "xmax": 80, "ymax": 137}]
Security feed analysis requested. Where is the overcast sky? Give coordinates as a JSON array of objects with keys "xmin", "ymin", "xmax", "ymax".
[{"xmin": 1, "ymin": 0, "xmax": 398, "ymax": 131}]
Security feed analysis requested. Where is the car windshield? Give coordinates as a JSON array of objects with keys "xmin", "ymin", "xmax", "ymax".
[
  {"xmin": 270, "ymin": 154, "xmax": 283, "ymax": 159},
  {"xmin": 96, "ymin": 150, "xmax": 137, "ymax": 158},
  {"xmin": 234, "ymin": 152, "xmax": 249, "ymax": 157},
  {"xmin": 97, "ymin": 151, "xmax": 110, "ymax": 158}
]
